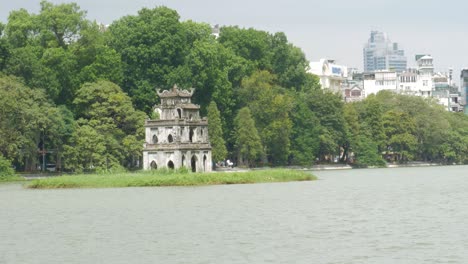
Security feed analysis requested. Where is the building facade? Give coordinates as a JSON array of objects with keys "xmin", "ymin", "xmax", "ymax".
[
  {"xmin": 461, "ymin": 69, "xmax": 468, "ymax": 114},
  {"xmin": 309, "ymin": 59, "xmax": 348, "ymax": 93},
  {"xmin": 363, "ymin": 31, "xmax": 407, "ymax": 72},
  {"xmin": 363, "ymin": 70, "xmax": 398, "ymax": 96},
  {"xmin": 142, "ymin": 85, "xmax": 212, "ymax": 172}
]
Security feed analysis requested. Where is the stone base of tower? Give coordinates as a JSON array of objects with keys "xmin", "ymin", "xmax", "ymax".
[{"xmin": 143, "ymin": 149, "xmax": 212, "ymax": 173}]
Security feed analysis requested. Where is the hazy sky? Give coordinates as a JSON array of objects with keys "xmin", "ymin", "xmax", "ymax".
[{"xmin": 2, "ymin": 0, "xmax": 468, "ymax": 83}]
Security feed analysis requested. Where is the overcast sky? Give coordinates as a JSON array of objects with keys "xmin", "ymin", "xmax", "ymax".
[{"xmin": 2, "ymin": 0, "xmax": 468, "ymax": 83}]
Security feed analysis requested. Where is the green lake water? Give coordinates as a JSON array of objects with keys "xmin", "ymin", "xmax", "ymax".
[{"xmin": 1, "ymin": 165, "xmax": 467, "ymax": 264}]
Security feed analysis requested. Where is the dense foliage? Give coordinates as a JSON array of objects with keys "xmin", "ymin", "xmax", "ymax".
[
  {"xmin": 0, "ymin": 154, "xmax": 14, "ymax": 178},
  {"xmin": 1, "ymin": 2, "xmax": 467, "ymax": 172}
]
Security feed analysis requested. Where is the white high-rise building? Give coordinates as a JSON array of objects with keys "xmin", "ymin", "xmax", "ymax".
[{"xmin": 363, "ymin": 31, "xmax": 407, "ymax": 72}]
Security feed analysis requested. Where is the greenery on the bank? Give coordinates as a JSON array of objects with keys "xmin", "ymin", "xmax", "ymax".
[
  {"xmin": 0, "ymin": 155, "xmax": 14, "ymax": 177},
  {"xmin": 1, "ymin": 1, "xmax": 468, "ymax": 172},
  {"xmin": 0, "ymin": 155, "xmax": 23, "ymax": 182},
  {"xmin": 0, "ymin": 175, "xmax": 25, "ymax": 183},
  {"xmin": 26, "ymin": 169, "xmax": 316, "ymax": 189}
]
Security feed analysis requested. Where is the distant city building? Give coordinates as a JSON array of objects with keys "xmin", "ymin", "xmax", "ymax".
[
  {"xmin": 398, "ymin": 69, "xmax": 418, "ymax": 95},
  {"xmin": 432, "ymin": 72, "xmax": 461, "ymax": 112},
  {"xmin": 363, "ymin": 31, "xmax": 407, "ymax": 72},
  {"xmin": 211, "ymin": 24, "xmax": 220, "ymax": 39},
  {"xmin": 415, "ymin": 55, "xmax": 434, "ymax": 97},
  {"xmin": 461, "ymin": 69, "xmax": 468, "ymax": 114},
  {"xmin": 363, "ymin": 70, "xmax": 398, "ymax": 96},
  {"xmin": 308, "ymin": 59, "xmax": 348, "ymax": 93},
  {"xmin": 343, "ymin": 84, "xmax": 365, "ymax": 102}
]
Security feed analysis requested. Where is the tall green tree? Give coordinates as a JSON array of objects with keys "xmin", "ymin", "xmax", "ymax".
[
  {"xmin": 359, "ymin": 95, "xmax": 386, "ymax": 151},
  {"xmin": 306, "ymin": 89, "xmax": 347, "ymax": 162},
  {"xmin": 207, "ymin": 101, "xmax": 227, "ymax": 164},
  {"xmin": 234, "ymin": 107, "xmax": 263, "ymax": 167},
  {"xmin": 290, "ymin": 94, "xmax": 321, "ymax": 165},
  {"xmin": 239, "ymin": 71, "xmax": 293, "ymax": 165}
]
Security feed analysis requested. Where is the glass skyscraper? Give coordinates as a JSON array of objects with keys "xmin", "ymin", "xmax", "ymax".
[{"xmin": 363, "ymin": 31, "xmax": 407, "ymax": 72}]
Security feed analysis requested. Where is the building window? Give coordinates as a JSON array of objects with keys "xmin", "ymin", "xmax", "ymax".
[
  {"xmin": 351, "ymin": 90, "xmax": 361, "ymax": 97},
  {"xmin": 191, "ymin": 155, "xmax": 197, "ymax": 172},
  {"xmin": 152, "ymin": 135, "xmax": 158, "ymax": 144},
  {"xmin": 189, "ymin": 128, "xmax": 194, "ymax": 142},
  {"xmin": 168, "ymin": 134, "xmax": 173, "ymax": 143},
  {"xmin": 167, "ymin": 160, "xmax": 174, "ymax": 169},
  {"xmin": 150, "ymin": 161, "xmax": 157, "ymax": 170}
]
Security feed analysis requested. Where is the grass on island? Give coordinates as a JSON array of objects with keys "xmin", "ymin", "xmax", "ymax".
[
  {"xmin": 26, "ymin": 168, "xmax": 316, "ymax": 189},
  {"xmin": 0, "ymin": 175, "xmax": 26, "ymax": 183}
]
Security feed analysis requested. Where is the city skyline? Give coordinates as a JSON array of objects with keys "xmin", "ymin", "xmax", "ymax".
[{"xmin": 2, "ymin": 0, "xmax": 467, "ymax": 83}]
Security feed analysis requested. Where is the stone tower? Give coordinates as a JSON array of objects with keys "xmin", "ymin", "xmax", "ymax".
[{"xmin": 142, "ymin": 85, "xmax": 212, "ymax": 172}]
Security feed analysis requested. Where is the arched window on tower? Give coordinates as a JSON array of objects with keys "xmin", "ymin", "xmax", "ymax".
[
  {"xmin": 152, "ymin": 135, "xmax": 158, "ymax": 144},
  {"xmin": 189, "ymin": 128, "xmax": 194, "ymax": 143},
  {"xmin": 167, "ymin": 160, "xmax": 174, "ymax": 169},
  {"xmin": 168, "ymin": 134, "xmax": 173, "ymax": 143},
  {"xmin": 177, "ymin": 109, "xmax": 182, "ymax": 119},
  {"xmin": 203, "ymin": 155, "xmax": 207, "ymax": 172}
]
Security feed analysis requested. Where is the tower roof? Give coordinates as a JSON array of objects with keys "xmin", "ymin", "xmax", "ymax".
[{"xmin": 157, "ymin": 84, "xmax": 195, "ymax": 98}]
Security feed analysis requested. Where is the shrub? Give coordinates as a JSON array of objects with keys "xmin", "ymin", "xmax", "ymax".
[{"xmin": 0, "ymin": 155, "xmax": 15, "ymax": 178}]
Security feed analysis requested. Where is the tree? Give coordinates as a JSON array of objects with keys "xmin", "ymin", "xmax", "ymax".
[
  {"xmin": 306, "ymin": 89, "xmax": 347, "ymax": 162},
  {"xmin": 3, "ymin": 1, "xmax": 113, "ymax": 106},
  {"xmin": 73, "ymin": 21, "xmax": 123, "ymax": 86},
  {"xmin": 207, "ymin": 101, "xmax": 227, "ymax": 163},
  {"xmin": 359, "ymin": 95, "xmax": 386, "ymax": 151},
  {"xmin": 63, "ymin": 124, "xmax": 106, "ymax": 172},
  {"xmin": 36, "ymin": 1, "xmax": 87, "ymax": 49},
  {"xmin": 0, "ymin": 23, "xmax": 10, "ymax": 72},
  {"xmin": 218, "ymin": 27, "xmax": 312, "ymax": 91},
  {"xmin": 354, "ymin": 135, "xmax": 386, "ymax": 167},
  {"xmin": 290, "ymin": 95, "xmax": 320, "ymax": 165},
  {"xmin": 108, "ymin": 6, "xmax": 188, "ymax": 112},
  {"xmin": 239, "ymin": 71, "xmax": 293, "ymax": 165},
  {"xmin": 234, "ymin": 107, "xmax": 263, "ymax": 167},
  {"xmin": 64, "ymin": 80, "xmax": 146, "ymax": 171},
  {"xmin": 342, "ymin": 102, "xmax": 360, "ymax": 162},
  {"xmin": 167, "ymin": 39, "xmax": 235, "ymax": 129},
  {"xmin": 382, "ymin": 110, "xmax": 417, "ymax": 162},
  {"xmin": 0, "ymin": 75, "xmax": 68, "ymax": 171},
  {"xmin": 218, "ymin": 26, "xmax": 271, "ymax": 71}
]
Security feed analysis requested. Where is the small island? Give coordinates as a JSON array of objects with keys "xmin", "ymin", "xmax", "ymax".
[{"xmin": 26, "ymin": 169, "xmax": 316, "ymax": 189}]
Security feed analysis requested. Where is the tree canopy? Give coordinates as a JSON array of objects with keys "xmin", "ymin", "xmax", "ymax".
[{"xmin": 1, "ymin": 2, "xmax": 467, "ymax": 173}]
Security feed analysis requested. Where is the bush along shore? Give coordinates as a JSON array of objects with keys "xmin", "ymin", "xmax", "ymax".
[
  {"xmin": 0, "ymin": 175, "xmax": 25, "ymax": 183},
  {"xmin": 26, "ymin": 169, "xmax": 316, "ymax": 189}
]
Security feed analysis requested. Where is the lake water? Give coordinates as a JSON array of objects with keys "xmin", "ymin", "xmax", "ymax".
[{"xmin": 1, "ymin": 166, "xmax": 468, "ymax": 264}]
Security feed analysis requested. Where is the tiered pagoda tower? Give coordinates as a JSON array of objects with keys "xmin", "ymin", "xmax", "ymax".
[{"xmin": 142, "ymin": 85, "xmax": 212, "ymax": 172}]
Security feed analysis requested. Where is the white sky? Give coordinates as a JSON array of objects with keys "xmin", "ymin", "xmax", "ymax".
[{"xmin": 2, "ymin": 0, "xmax": 468, "ymax": 84}]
